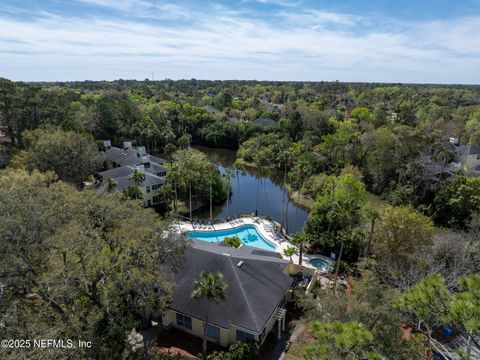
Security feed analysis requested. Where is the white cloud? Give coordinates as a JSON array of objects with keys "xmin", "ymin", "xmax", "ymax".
[
  {"xmin": 414, "ymin": 16, "xmax": 480, "ymax": 55},
  {"xmin": 0, "ymin": 3, "xmax": 478, "ymax": 83},
  {"xmin": 73, "ymin": 0, "xmax": 193, "ymax": 20},
  {"xmin": 277, "ymin": 9, "xmax": 362, "ymax": 27},
  {"xmin": 240, "ymin": 0, "xmax": 301, "ymax": 8}
]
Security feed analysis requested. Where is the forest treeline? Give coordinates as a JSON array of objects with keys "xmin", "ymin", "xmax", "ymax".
[
  {"xmin": 3, "ymin": 76, "xmax": 480, "ymax": 254},
  {"xmin": 2, "ymin": 77, "xmax": 480, "ymax": 224}
]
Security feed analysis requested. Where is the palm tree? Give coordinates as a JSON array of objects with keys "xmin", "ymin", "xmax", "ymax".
[
  {"xmin": 278, "ymin": 150, "xmax": 291, "ymax": 234},
  {"xmin": 233, "ymin": 160, "xmax": 245, "ymax": 215},
  {"xmin": 191, "ymin": 271, "xmax": 227, "ymax": 353},
  {"xmin": 223, "ymin": 166, "xmax": 235, "ymax": 218},
  {"xmin": 285, "ymin": 195, "xmax": 291, "ymax": 234},
  {"xmin": 331, "ymin": 197, "xmax": 365, "ymax": 291},
  {"xmin": 206, "ymin": 163, "xmax": 218, "ymax": 223},
  {"xmin": 129, "ymin": 168, "xmax": 145, "ymax": 185},
  {"xmin": 255, "ymin": 177, "xmax": 261, "ymax": 215},
  {"xmin": 363, "ymin": 208, "xmax": 379, "ymax": 258},
  {"xmin": 236, "ymin": 166, "xmax": 241, "ymax": 215},
  {"xmin": 169, "ymin": 163, "xmax": 179, "ymax": 213},
  {"xmin": 173, "ymin": 149, "xmax": 197, "ymax": 221},
  {"xmin": 171, "ymin": 149, "xmax": 217, "ymax": 222},
  {"xmin": 122, "ymin": 185, "xmax": 143, "ymax": 200},
  {"xmin": 283, "ymin": 246, "xmax": 297, "ymax": 262},
  {"xmin": 253, "ymin": 151, "xmax": 270, "ymax": 216},
  {"xmin": 128, "ymin": 169, "xmax": 145, "ymax": 203},
  {"xmin": 188, "ymin": 174, "xmax": 194, "ymax": 221},
  {"xmin": 164, "ymin": 143, "xmax": 177, "ymax": 161},
  {"xmin": 157, "ymin": 183, "xmax": 174, "ymax": 212},
  {"xmin": 292, "ymin": 160, "xmax": 312, "ymax": 233},
  {"xmin": 291, "ymin": 231, "xmax": 309, "ymax": 266},
  {"xmin": 106, "ymin": 176, "xmax": 117, "ymax": 193},
  {"xmin": 432, "ymin": 141, "xmax": 454, "ymax": 189}
]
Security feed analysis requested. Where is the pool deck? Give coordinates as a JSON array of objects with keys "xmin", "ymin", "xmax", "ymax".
[{"xmin": 175, "ymin": 217, "xmax": 335, "ymax": 270}]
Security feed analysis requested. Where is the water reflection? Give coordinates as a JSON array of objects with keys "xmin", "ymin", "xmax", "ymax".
[{"xmin": 194, "ymin": 146, "xmax": 309, "ymax": 234}]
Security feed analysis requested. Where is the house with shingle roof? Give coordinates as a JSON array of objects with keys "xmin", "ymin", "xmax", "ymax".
[
  {"xmin": 202, "ymin": 105, "xmax": 221, "ymax": 114},
  {"xmin": 443, "ymin": 138, "xmax": 480, "ymax": 175},
  {"xmin": 455, "ymin": 144, "xmax": 480, "ymax": 168},
  {"xmin": 161, "ymin": 239, "xmax": 293, "ymax": 347},
  {"xmin": 253, "ymin": 118, "xmax": 277, "ymax": 128},
  {"xmin": 99, "ymin": 141, "xmax": 168, "ymax": 206}
]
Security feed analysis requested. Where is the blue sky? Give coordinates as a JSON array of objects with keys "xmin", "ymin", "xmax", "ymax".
[{"xmin": 1, "ymin": 0, "xmax": 479, "ymax": 83}]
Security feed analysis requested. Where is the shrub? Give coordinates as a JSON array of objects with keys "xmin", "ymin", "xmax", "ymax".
[
  {"xmin": 223, "ymin": 236, "xmax": 241, "ymax": 248},
  {"xmin": 338, "ymin": 260, "xmax": 349, "ymax": 274},
  {"xmin": 206, "ymin": 341, "xmax": 259, "ymax": 360}
]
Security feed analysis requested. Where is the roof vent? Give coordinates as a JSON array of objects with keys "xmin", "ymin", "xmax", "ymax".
[
  {"xmin": 137, "ymin": 146, "xmax": 147, "ymax": 157},
  {"xmin": 134, "ymin": 164, "xmax": 145, "ymax": 173},
  {"xmin": 449, "ymin": 137, "xmax": 459, "ymax": 145},
  {"xmin": 237, "ymin": 261, "xmax": 244, "ymax": 268},
  {"xmin": 140, "ymin": 155, "xmax": 151, "ymax": 168}
]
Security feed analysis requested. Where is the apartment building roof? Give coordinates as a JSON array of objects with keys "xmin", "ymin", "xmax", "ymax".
[{"xmin": 169, "ymin": 239, "xmax": 292, "ymax": 333}]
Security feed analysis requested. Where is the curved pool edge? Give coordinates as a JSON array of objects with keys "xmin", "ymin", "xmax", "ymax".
[
  {"xmin": 185, "ymin": 223, "xmax": 278, "ymax": 251},
  {"xmin": 175, "ymin": 217, "xmax": 307, "ymax": 261}
]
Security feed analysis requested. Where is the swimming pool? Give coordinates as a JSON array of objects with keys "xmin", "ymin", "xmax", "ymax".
[
  {"xmin": 309, "ymin": 258, "xmax": 332, "ymax": 270},
  {"xmin": 186, "ymin": 225, "xmax": 277, "ymax": 251}
]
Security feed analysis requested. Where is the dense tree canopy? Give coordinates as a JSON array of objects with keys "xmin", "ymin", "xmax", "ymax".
[
  {"xmin": 430, "ymin": 177, "xmax": 480, "ymax": 230},
  {"xmin": 397, "ymin": 273, "xmax": 480, "ymax": 359},
  {"xmin": 9, "ymin": 128, "xmax": 103, "ymax": 186},
  {"xmin": 2, "ymin": 78, "xmax": 480, "ymax": 228},
  {"xmin": 304, "ymin": 174, "xmax": 368, "ymax": 263},
  {"xmin": 0, "ymin": 170, "xmax": 190, "ymax": 359},
  {"xmin": 305, "ymin": 321, "xmax": 381, "ymax": 360},
  {"xmin": 374, "ymin": 205, "xmax": 434, "ymax": 268},
  {"xmin": 167, "ymin": 148, "xmax": 228, "ymax": 218},
  {"xmin": 300, "ymin": 270, "xmax": 419, "ymax": 359}
]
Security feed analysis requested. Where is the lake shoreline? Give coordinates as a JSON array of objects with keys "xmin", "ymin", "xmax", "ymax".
[
  {"xmin": 233, "ymin": 157, "xmax": 313, "ymax": 211},
  {"xmin": 193, "ymin": 146, "xmax": 309, "ymax": 234}
]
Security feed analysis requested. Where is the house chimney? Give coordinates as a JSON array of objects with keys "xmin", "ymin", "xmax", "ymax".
[
  {"xmin": 140, "ymin": 155, "xmax": 150, "ymax": 168},
  {"xmin": 136, "ymin": 146, "xmax": 147, "ymax": 157},
  {"xmin": 134, "ymin": 164, "xmax": 145, "ymax": 173},
  {"xmin": 449, "ymin": 137, "xmax": 459, "ymax": 146},
  {"xmin": 123, "ymin": 140, "xmax": 133, "ymax": 149}
]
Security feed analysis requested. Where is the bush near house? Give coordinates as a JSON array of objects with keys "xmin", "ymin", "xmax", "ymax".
[{"xmin": 205, "ymin": 341, "xmax": 259, "ymax": 360}]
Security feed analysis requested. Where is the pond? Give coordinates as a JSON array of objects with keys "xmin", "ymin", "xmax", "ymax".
[{"xmin": 193, "ymin": 146, "xmax": 309, "ymax": 234}]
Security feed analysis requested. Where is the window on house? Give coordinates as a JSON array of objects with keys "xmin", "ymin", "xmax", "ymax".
[
  {"xmin": 152, "ymin": 195, "xmax": 161, "ymax": 204},
  {"xmin": 176, "ymin": 313, "xmax": 192, "ymax": 330},
  {"xmin": 147, "ymin": 200, "xmax": 151, "ymax": 206},
  {"xmin": 146, "ymin": 186, "xmax": 151, "ymax": 193},
  {"xmin": 152, "ymin": 184, "xmax": 162, "ymax": 191},
  {"xmin": 206, "ymin": 324, "xmax": 220, "ymax": 340},
  {"xmin": 236, "ymin": 329, "xmax": 255, "ymax": 342},
  {"xmin": 157, "ymin": 171, "xmax": 167, "ymax": 177}
]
